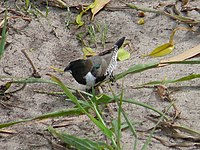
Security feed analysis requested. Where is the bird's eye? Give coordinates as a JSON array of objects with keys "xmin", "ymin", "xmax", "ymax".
[{"xmin": 95, "ymin": 64, "xmax": 100, "ymax": 69}]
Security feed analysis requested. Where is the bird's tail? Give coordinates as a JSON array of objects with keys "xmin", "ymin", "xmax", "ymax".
[
  {"xmin": 99, "ymin": 37, "xmax": 126, "ymax": 56},
  {"xmin": 104, "ymin": 37, "xmax": 126, "ymax": 76},
  {"xmin": 114, "ymin": 37, "xmax": 125, "ymax": 49}
]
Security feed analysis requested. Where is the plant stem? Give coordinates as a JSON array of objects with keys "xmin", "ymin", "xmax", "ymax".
[{"xmin": 121, "ymin": 1, "xmax": 200, "ymax": 25}]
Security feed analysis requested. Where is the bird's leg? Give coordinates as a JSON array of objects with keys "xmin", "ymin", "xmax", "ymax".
[
  {"xmin": 86, "ymin": 87, "xmax": 92, "ymax": 93},
  {"xmin": 86, "ymin": 85, "xmax": 99, "ymax": 94}
]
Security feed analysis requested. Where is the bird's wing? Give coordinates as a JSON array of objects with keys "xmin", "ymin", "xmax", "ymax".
[{"xmin": 88, "ymin": 37, "xmax": 126, "ymax": 78}]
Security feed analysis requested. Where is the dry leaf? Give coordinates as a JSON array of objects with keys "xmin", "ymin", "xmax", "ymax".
[
  {"xmin": 0, "ymin": 19, "xmax": 5, "ymax": 28},
  {"xmin": 137, "ymin": 11, "xmax": 145, "ymax": 17},
  {"xmin": 0, "ymin": 129, "xmax": 17, "ymax": 134},
  {"xmin": 91, "ymin": 0, "xmax": 111, "ymax": 20},
  {"xmin": 76, "ymin": 0, "xmax": 110, "ymax": 26},
  {"xmin": 181, "ymin": 0, "xmax": 190, "ymax": 7},
  {"xmin": 160, "ymin": 44, "xmax": 200, "ymax": 66}
]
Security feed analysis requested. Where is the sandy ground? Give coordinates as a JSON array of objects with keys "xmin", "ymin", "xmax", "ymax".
[{"xmin": 0, "ymin": 0, "xmax": 200, "ymax": 150}]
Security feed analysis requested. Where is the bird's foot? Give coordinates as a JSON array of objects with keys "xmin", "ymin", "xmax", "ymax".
[{"xmin": 86, "ymin": 86, "xmax": 97, "ymax": 94}]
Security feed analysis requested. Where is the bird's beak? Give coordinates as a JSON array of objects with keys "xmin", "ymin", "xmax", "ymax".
[
  {"xmin": 114, "ymin": 37, "xmax": 125, "ymax": 48},
  {"xmin": 64, "ymin": 65, "xmax": 70, "ymax": 72}
]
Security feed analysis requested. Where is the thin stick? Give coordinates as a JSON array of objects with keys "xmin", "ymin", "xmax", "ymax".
[
  {"xmin": 120, "ymin": 1, "xmax": 200, "ymax": 25},
  {"xmin": 21, "ymin": 49, "xmax": 41, "ymax": 78}
]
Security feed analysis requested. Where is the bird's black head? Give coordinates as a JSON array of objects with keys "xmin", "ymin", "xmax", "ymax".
[{"xmin": 64, "ymin": 59, "xmax": 93, "ymax": 85}]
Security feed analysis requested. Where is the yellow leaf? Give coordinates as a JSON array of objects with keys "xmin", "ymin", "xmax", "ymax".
[
  {"xmin": 117, "ymin": 47, "xmax": 130, "ymax": 61},
  {"xmin": 148, "ymin": 43, "xmax": 174, "ymax": 57},
  {"xmin": 75, "ymin": 4, "xmax": 94, "ymax": 27},
  {"xmin": 76, "ymin": 11, "xmax": 85, "ymax": 27},
  {"xmin": 76, "ymin": 0, "xmax": 110, "ymax": 26},
  {"xmin": 82, "ymin": 47, "xmax": 97, "ymax": 59},
  {"xmin": 160, "ymin": 43, "xmax": 200, "ymax": 66},
  {"xmin": 147, "ymin": 27, "xmax": 192, "ymax": 58},
  {"xmin": 91, "ymin": 0, "xmax": 111, "ymax": 20},
  {"xmin": 137, "ymin": 18, "xmax": 145, "ymax": 25}
]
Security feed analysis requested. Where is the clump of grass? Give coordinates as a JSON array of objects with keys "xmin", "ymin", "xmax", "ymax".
[
  {"xmin": 16, "ymin": 0, "xmax": 48, "ymax": 17},
  {"xmin": 0, "ymin": 60, "xmax": 200, "ymax": 149},
  {"xmin": 88, "ymin": 24, "xmax": 97, "ymax": 47},
  {"xmin": 65, "ymin": 7, "xmax": 72, "ymax": 29},
  {"xmin": 76, "ymin": 22, "xmax": 109, "ymax": 49},
  {"xmin": 100, "ymin": 23, "xmax": 108, "ymax": 49}
]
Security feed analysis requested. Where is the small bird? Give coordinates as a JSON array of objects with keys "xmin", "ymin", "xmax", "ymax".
[{"xmin": 64, "ymin": 37, "xmax": 125, "ymax": 89}]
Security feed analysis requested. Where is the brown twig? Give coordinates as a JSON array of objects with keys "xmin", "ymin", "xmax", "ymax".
[
  {"xmin": 0, "ymin": 100, "xmax": 27, "ymax": 110},
  {"xmin": 5, "ymin": 83, "xmax": 27, "ymax": 94},
  {"xmin": 121, "ymin": 1, "xmax": 200, "ymax": 25},
  {"xmin": 21, "ymin": 49, "xmax": 41, "ymax": 78},
  {"xmin": 154, "ymin": 85, "xmax": 181, "ymax": 120},
  {"xmin": 0, "ymin": 129, "xmax": 17, "ymax": 135}
]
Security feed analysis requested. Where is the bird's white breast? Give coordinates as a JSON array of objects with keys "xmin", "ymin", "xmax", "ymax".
[{"xmin": 85, "ymin": 72, "xmax": 96, "ymax": 88}]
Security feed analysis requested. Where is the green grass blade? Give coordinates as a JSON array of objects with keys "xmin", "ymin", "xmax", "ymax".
[
  {"xmin": 12, "ymin": 77, "xmax": 57, "ymax": 84},
  {"xmin": 101, "ymin": 23, "xmax": 108, "ymax": 49},
  {"xmin": 141, "ymin": 102, "xmax": 174, "ymax": 150},
  {"xmin": 115, "ymin": 62, "xmax": 159, "ymax": 80},
  {"xmin": 172, "ymin": 74, "xmax": 200, "ymax": 82},
  {"xmin": 33, "ymin": 107, "xmax": 85, "ymax": 120},
  {"xmin": 161, "ymin": 60, "xmax": 200, "ymax": 65},
  {"xmin": 0, "ymin": 96, "xmax": 167, "ymax": 130},
  {"xmin": 0, "ymin": 107, "xmax": 85, "ymax": 129},
  {"xmin": 96, "ymin": 94, "xmax": 114, "ymax": 103},
  {"xmin": 96, "ymin": 94, "xmax": 168, "ymax": 119},
  {"xmin": 89, "ymin": 95, "xmax": 106, "ymax": 126},
  {"xmin": 121, "ymin": 108, "xmax": 138, "ymax": 149},
  {"xmin": 48, "ymin": 74, "xmax": 114, "ymax": 139},
  {"xmin": 48, "ymin": 74, "xmax": 78, "ymax": 104},
  {"xmin": 115, "ymin": 60, "xmax": 200, "ymax": 81},
  {"xmin": 25, "ymin": 0, "xmax": 30, "ymax": 8},
  {"xmin": 48, "ymin": 127, "xmax": 112, "ymax": 150},
  {"xmin": 109, "ymin": 85, "xmax": 123, "ymax": 149},
  {"xmin": 0, "ymin": 9, "xmax": 7, "ymax": 59},
  {"xmin": 122, "ymin": 98, "xmax": 168, "ymax": 120},
  {"xmin": 120, "ymin": 82, "xmax": 137, "ymax": 149},
  {"xmin": 0, "ymin": 118, "xmax": 32, "ymax": 129},
  {"xmin": 116, "ymin": 84, "xmax": 125, "ymax": 149},
  {"xmin": 172, "ymin": 125, "xmax": 200, "ymax": 136},
  {"xmin": 0, "ymin": 76, "xmax": 57, "ymax": 85},
  {"xmin": 142, "ymin": 74, "xmax": 200, "ymax": 86},
  {"xmin": 88, "ymin": 24, "xmax": 96, "ymax": 46}
]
